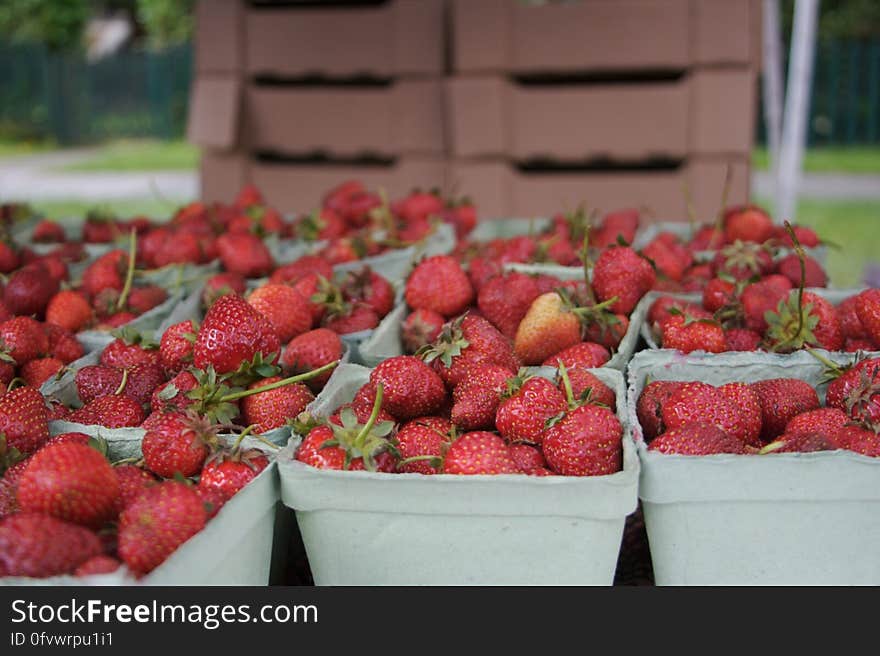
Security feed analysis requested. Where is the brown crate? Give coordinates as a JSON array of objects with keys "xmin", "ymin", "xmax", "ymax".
[
  {"xmin": 187, "ymin": 76, "xmax": 242, "ymax": 149},
  {"xmin": 250, "ymin": 157, "xmax": 447, "ymax": 213},
  {"xmin": 447, "ymin": 69, "xmax": 756, "ymax": 160},
  {"xmin": 452, "ymin": 0, "xmax": 756, "ymax": 74},
  {"xmin": 194, "ymin": 0, "xmax": 243, "ymax": 74},
  {"xmin": 245, "ymin": 0, "xmax": 445, "ymax": 78},
  {"xmin": 244, "ymin": 79, "xmax": 446, "ymax": 157},
  {"xmin": 200, "ymin": 150, "xmax": 249, "ymax": 204},
  {"xmin": 448, "ymin": 157, "xmax": 750, "ymax": 219}
]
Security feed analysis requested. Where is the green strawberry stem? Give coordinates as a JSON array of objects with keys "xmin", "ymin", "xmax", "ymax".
[
  {"xmin": 558, "ymin": 362, "xmax": 576, "ymax": 407},
  {"xmin": 6, "ymin": 378, "xmax": 25, "ymax": 392},
  {"xmin": 758, "ymin": 440, "xmax": 785, "ymax": 455},
  {"xmin": 681, "ymin": 180, "xmax": 697, "ymax": 240},
  {"xmin": 252, "ymin": 435, "xmax": 281, "ymax": 450},
  {"xmin": 708, "ymin": 163, "xmax": 733, "ymax": 251},
  {"xmin": 218, "ymin": 360, "xmax": 339, "ymax": 402},
  {"xmin": 805, "ymin": 347, "xmax": 845, "ymax": 377},
  {"xmin": 116, "ymin": 229, "xmax": 137, "ymax": 312},
  {"xmin": 772, "ymin": 221, "xmax": 807, "ymax": 353},
  {"xmin": 352, "ymin": 382, "xmax": 383, "ymax": 449},
  {"xmin": 232, "ymin": 424, "xmax": 258, "ymax": 451},
  {"xmin": 570, "ymin": 296, "xmax": 618, "ymax": 319},
  {"xmin": 579, "ymin": 219, "xmax": 597, "ymax": 304},
  {"xmin": 113, "ymin": 368, "xmax": 130, "ymax": 395}
]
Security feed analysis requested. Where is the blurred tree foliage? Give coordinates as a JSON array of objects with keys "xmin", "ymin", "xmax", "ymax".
[
  {"xmin": 136, "ymin": 0, "xmax": 194, "ymax": 49},
  {"xmin": 781, "ymin": 0, "xmax": 880, "ymax": 40}
]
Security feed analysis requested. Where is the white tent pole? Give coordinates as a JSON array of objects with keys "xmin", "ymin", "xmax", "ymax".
[
  {"xmin": 762, "ymin": 0, "xmax": 784, "ymax": 199},
  {"xmin": 777, "ymin": 0, "xmax": 820, "ymax": 223}
]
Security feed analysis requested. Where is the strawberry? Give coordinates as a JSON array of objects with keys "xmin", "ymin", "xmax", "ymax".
[
  {"xmin": 649, "ymin": 423, "xmax": 747, "ymax": 455},
  {"xmin": 193, "ymin": 294, "xmax": 281, "ymax": 376},
  {"xmin": 322, "ymin": 302, "xmax": 379, "ymax": 335},
  {"xmin": 141, "ymin": 411, "xmax": 216, "ymax": 478},
  {"xmin": 647, "ymin": 296, "xmax": 706, "ymax": 328},
  {"xmin": 281, "ymin": 328, "xmax": 343, "ymax": 392},
  {"xmin": 467, "ymin": 256, "xmax": 502, "ymax": 292},
  {"xmin": 195, "ymin": 486, "xmax": 228, "ymax": 519},
  {"xmin": 838, "ymin": 294, "xmax": 870, "ymax": 341},
  {"xmin": 159, "ymin": 320, "xmax": 196, "ymax": 374},
  {"xmin": 370, "ymin": 356, "xmax": 446, "ymax": 421},
  {"xmin": 636, "ymin": 381, "xmax": 686, "ymax": 442},
  {"xmin": 495, "ymin": 375, "xmax": 566, "ymax": 446},
  {"xmin": 75, "ymin": 555, "xmax": 122, "ymax": 576},
  {"xmin": 592, "ymin": 246, "xmax": 655, "ymax": 315},
  {"xmin": 114, "ymin": 464, "xmax": 157, "ymax": 512},
  {"xmin": 0, "ymin": 316, "xmax": 49, "ymax": 366},
  {"xmin": 740, "ymin": 277, "xmax": 791, "ymax": 333},
  {"xmin": 0, "ymin": 513, "xmax": 103, "ymax": 578},
  {"xmin": 513, "ymin": 292, "xmax": 581, "ymax": 365},
  {"xmin": 717, "ymin": 382, "xmax": 763, "ymax": 447},
  {"xmin": 703, "ymin": 278, "xmax": 736, "ymax": 313},
  {"xmin": 542, "ymin": 341, "xmax": 610, "ymax": 369},
  {"xmin": 845, "ymin": 338, "xmax": 876, "ymax": 352},
  {"xmin": 563, "ymin": 368, "xmax": 615, "ymax": 410},
  {"xmin": 712, "ymin": 241, "xmax": 774, "ymax": 280},
  {"xmin": 44, "ymin": 324, "xmax": 84, "ymax": 364},
  {"xmin": 342, "ymin": 267, "xmax": 394, "ymax": 318},
  {"xmin": 347, "ymin": 384, "xmax": 398, "ymax": 424},
  {"xmin": 153, "ymin": 231, "xmax": 202, "ymax": 267},
  {"xmin": 118, "ymin": 481, "xmax": 207, "ymax": 575},
  {"xmin": 122, "ymin": 362, "xmax": 166, "ymax": 407},
  {"xmin": 442, "ymin": 431, "xmax": 520, "ymax": 475},
  {"xmin": 725, "ymin": 328, "xmax": 762, "ymax": 352},
  {"xmin": 43, "ymin": 431, "xmax": 91, "ymax": 449},
  {"xmin": 69, "ymin": 394, "xmax": 145, "ymax": 428},
  {"xmin": 765, "ymin": 290, "xmax": 843, "ymax": 352},
  {"xmin": 75, "ymin": 365, "xmax": 125, "ymax": 405},
  {"xmin": 241, "ymin": 376, "xmax": 314, "ymax": 434},
  {"xmin": 202, "ymin": 272, "xmax": 247, "ymax": 309},
  {"xmin": 45, "ymin": 289, "xmax": 93, "ymax": 333},
  {"xmin": 81, "ymin": 250, "xmax": 126, "ymax": 298},
  {"xmin": 405, "ymin": 255, "xmax": 474, "ymax": 318},
  {"xmin": 776, "ymin": 252, "xmax": 827, "ymax": 288},
  {"xmin": 723, "ymin": 204, "xmax": 774, "ymax": 244},
  {"xmin": 216, "ymin": 232, "xmax": 274, "ymax": 278},
  {"xmin": 642, "ymin": 234, "xmax": 693, "ymax": 282},
  {"xmin": 20, "ymin": 357, "xmax": 63, "ymax": 388},
  {"xmin": 661, "ymin": 382, "xmax": 751, "ymax": 445},
  {"xmin": 0, "ymin": 386, "xmax": 50, "ymax": 458},
  {"xmin": 199, "ymin": 446, "xmax": 269, "ymax": 499},
  {"xmin": 660, "ymin": 314, "xmax": 726, "ymax": 354},
  {"xmin": 16, "ymin": 443, "xmax": 120, "ymax": 528},
  {"xmin": 590, "ymin": 208, "xmax": 639, "ymax": 248},
  {"xmin": 750, "ymin": 378, "xmax": 820, "ymax": 441},
  {"xmin": 100, "ymin": 331, "xmax": 160, "ymax": 369},
  {"xmin": 126, "ymin": 285, "xmax": 167, "ymax": 315},
  {"xmin": 836, "ymin": 424, "xmax": 880, "ymax": 457},
  {"xmin": 450, "ymin": 364, "xmax": 512, "ymax": 431},
  {"xmin": 784, "ymin": 407, "xmax": 848, "ymax": 438},
  {"xmin": 508, "ymin": 443, "xmax": 548, "ymax": 474},
  {"xmin": 0, "ymin": 241, "xmax": 19, "ymax": 273},
  {"xmin": 477, "ymin": 272, "xmax": 541, "ymax": 339},
  {"xmin": 293, "ymin": 208, "xmax": 347, "ymax": 240},
  {"xmin": 394, "ymin": 417, "xmax": 453, "ymax": 475},
  {"xmin": 401, "ymin": 309, "xmax": 445, "ymax": 354},
  {"xmin": 830, "ymin": 360, "xmax": 880, "ymax": 426},
  {"xmin": 760, "ymin": 431, "xmax": 836, "ymax": 454},
  {"xmin": 854, "ymin": 288, "xmax": 880, "ymax": 345},
  {"xmin": 247, "ymin": 283, "xmax": 312, "ymax": 343},
  {"xmin": 3, "ymin": 264, "xmax": 58, "ymax": 317},
  {"xmin": 270, "ymin": 255, "xmax": 334, "ymax": 286},
  {"xmin": 775, "ymin": 224, "xmax": 820, "ymax": 248},
  {"xmin": 543, "ymin": 403, "xmax": 622, "ymax": 476}
]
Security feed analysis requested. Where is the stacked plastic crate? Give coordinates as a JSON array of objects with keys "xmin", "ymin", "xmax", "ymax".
[
  {"xmin": 188, "ymin": 0, "xmax": 448, "ymax": 209},
  {"xmin": 446, "ymin": 0, "xmax": 761, "ymax": 219}
]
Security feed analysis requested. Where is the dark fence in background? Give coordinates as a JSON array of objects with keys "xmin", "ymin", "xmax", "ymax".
[
  {"xmin": 0, "ymin": 42, "xmax": 191, "ymax": 145},
  {"xmin": 0, "ymin": 38, "xmax": 877, "ymax": 147}
]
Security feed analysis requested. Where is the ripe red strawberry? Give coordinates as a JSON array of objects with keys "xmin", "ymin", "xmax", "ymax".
[
  {"xmin": 477, "ymin": 272, "xmax": 541, "ymax": 340},
  {"xmin": 725, "ymin": 328, "xmax": 762, "ymax": 352},
  {"xmin": 760, "ymin": 431, "xmax": 836, "ymax": 454},
  {"xmin": 199, "ymin": 448, "xmax": 269, "ymax": 498},
  {"xmin": 776, "ymin": 253, "xmax": 827, "ymax": 288},
  {"xmin": 121, "ymin": 362, "xmax": 166, "ymax": 407},
  {"xmin": 345, "ymin": 384, "xmax": 398, "ymax": 425},
  {"xmin": 195, "ymin": 486, "xmax": 228, "ymax": 519},
  {"xmin": 661, "ymin": 382, "xmax": 750, "ymax": 445},
  {"xmin": 750, "ymin": 378, "xmax": 820, "ymax": 442},
  {"xmin": 126, "ymin": 285, "xmax": 167, "ymax": 315},
  {"xmin": 153, "ymin": 231, "xmax": 202, "ymax": 267},
  {"xmin": 641, "ymin": 234, "xmax": 693, "ymax": 282},
  {"xmin": 114, "ymin": 464, "xmax": 157, "ymax": 512},
  {"xmin": 542, "ymin": 341, "xmax": 610, "ymax": 369},
  {"xmin": 442, "ymin": 431, "xmax": 521, "ymax": 475},
  {"xmin": 141, "ymin": 412, "xmax": 216, "ymax": 478},
  {"xmin": 784, "ymin": 407, "xmax": 848, "ymax": 438},
  {"xmin": 660, "ymin": 314, "xmax": 726, "ymax": 354},
  {"xmin": 649, "ymin": 423, "xmax": 747, "ymax": 455},
  {"xmin": 636, "ymin": 381, "xmax": 686, "ymax": 442},
  {"xmin": 592, "ymin": 246, "xmax": 656, "ymax": 315},
  {"xmin": 100, "ymin": 333, "xmax": 160, "ymax": 369},
  {"xmin": 193, "ymin": 294, "xmax": 281, "ymax": 375},
  {"xmin": 739, "ymin": 277, "xmax": 790, "ymax": 333},
  {"xmin": 247, "ymin": 284, "xmax": 312, "ymax": 343},
  {"xmin": 81, "ymin": 250, "xmax": 126, "ymax": 297},
  {"xmin": 712, "ymin": 241, "xmax": 774, "ymax": 280},
  {"xmin": 702, "ymin": 278, "xmax": 736, "ymax": 313},
  {"xmin": 75, "ymin": 555, "xmax": 122, "ymax": 576},
  {"xmin": 836, "ymin": 424, "xmax": 880, "ymax": 457},
  {"xmin": 450, "ymin": 364, "xmax": 512, "ymax": 431},
  {"xmin": 508, "ymin": 443, "xmax": 547, "ymax": 474},
  {"xmin": 118, "ymin": 481, "xmax": 207, "ymax": 575},
  {"xmin": 0, "ymin": 316, "xmax": 49, "ymax": 366},
  {"xmin": 405, "ymin": 255, "xmax": 474, "ymax": 318},
  {"xmin": 845, "ymin": 338, "xmax": 876, "ymax": 352},
  {"xmin": 0, "ymin": 386, "xmax": 50, "ymax": 457},
  {"xmin": 97, "ymin": 311, "xmax": 137, "ymax": 330},
  {"xmin": 723, "ymin": 204, "xmax": 774, "ymax": 244},
  {"xmin": 826, "ymin": 359, "xmax": 880, "ymax": 416},
  {"xmin": 0, "ymin": 241, "xmax": 19, "ymax": 273},
  {"xmin": 0, "ymin": 513, "xmax": 103, "ymax": 577},
  {"xmin": 281, "ymin": 328, "xmax": 342, "ymax": 392},
  {"xmin": 370, "ymin": 356, "xmax": 446, "ymax": 421},
  {"xmin": 495, "ymin": 375, "xmax": 566, "ymax": 446},
  {"xmin": 241, "ymin": 376, "xmax": 314, "ymax": 433},
  {"xmin": 159, "ymin": 320, "xmax": 196, "ymax": 374},
  {"xmin": 563, "ymin": 368, "xmax": 616, "ymax": 410},
  {"xmin": 342, "ymin": 267, "xmax": 395, "ymax": 318},
  {"xmin": 44, "ymin": 324, "xmax": 84, "ymax": 364},
  {"xmin": 46, "ymin": 289, "xmax": 93, "ymax": 333},
  {"xmin": 43, "ymin": 432, "xmax": 91, "ymax": 449},
  {"xmin": 75, "ymin": 365, "xmax": 124, "ymax": 405},
  {"xmin": 765, "ymin": 290, "xmax": 843, "ymax": 352},
  {"xmin": 394, "ymin": 417, "xmax": 452, "ymax": 475},
  {"xmin": 69, "ymin": 394, "xmax": 145, "ymax": 428},
  {"xmin": 216, "ymin": 232, "xmax": 274, "ymax": 278},
  {"xmin": 16, "ymin": 443, "xmax": 120, "ymax": 528},
  {"xmin": 855, "ymin": 289, "xmax": 880, "ymax": 345},
  {"xmin": 202, "ymin": 272, "xmax": 247, "ymax": 308},
  {"xmin": 422, "ymin": 314, "xmax": 517, "ymax": 388},
  {"xmin": 270, "ymin": 255, "xmax": 334, "ymax": 286},
  {"xmin": 3, "ymin": 264, "xmax": 58, "ymax": 317},
  {"xmin": 401, "ymin": 309, "xmax": 445, "ymax": 354},
  {"xmin": 543, "ymin": 403, "xmax": 622, "ymax": 476},
  {"xmin": 838, "ymin": 294, "xmax": 869, "ymax": 341},
  {"xmin": 296, "ymin": 407, "xmax": 397, "ymax": 472},
  {"xmin": 323, "ymin": 303, "xmax": 379, "ymax": 335},
  {"xmin": 717, "ymin": 382, "xmax": 763, "ymax": 447},
  {"xmin": 775, "ymin": 223, "xmax": 820, "ymax": 248},
  {"xmin": 20, "ymin": 357, "xmax": 63, "ymax": 388}
]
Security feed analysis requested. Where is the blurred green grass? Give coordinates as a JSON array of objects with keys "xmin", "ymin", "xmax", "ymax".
[
  {"xmin": 57, "ymin": 139, "xmax": 199, "ymax": 172},
  {"xmin": 31, "ymin": 198, "xmax": 187, "ymax": 221},
  {"xmin": 753, "ymin": 146, "xmax": 880, "ymax": 174}
]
